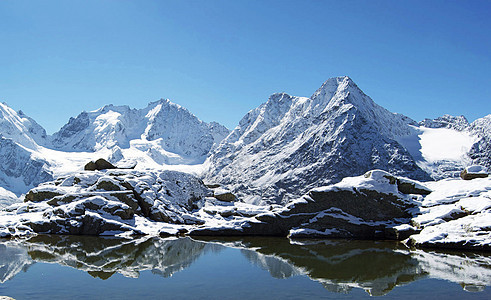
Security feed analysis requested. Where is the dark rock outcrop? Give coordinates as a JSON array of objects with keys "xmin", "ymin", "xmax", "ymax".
[
  {"xmin": 460, "ymin": 166, "xmax": 488, "ymax": 180},
  {"xmin": 214, "ymin": 190, "xmax": 236, "ymax": 202},
  {"xmin": 84, "ymin": 158, "xmax": 117, "ymax": 171}
]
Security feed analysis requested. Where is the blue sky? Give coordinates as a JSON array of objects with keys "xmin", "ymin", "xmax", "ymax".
[{"xmin": 1, "ymin": 0, "xmax": 490, "ymax": 133}]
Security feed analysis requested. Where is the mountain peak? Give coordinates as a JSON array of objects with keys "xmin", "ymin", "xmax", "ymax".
[
  {"xmin": 0, "ymin": 102, "xmax": 47, "ymax": 149},
  {"xmin": 311, "ymin": 76, "xmax": 353, "ymax": 98}
]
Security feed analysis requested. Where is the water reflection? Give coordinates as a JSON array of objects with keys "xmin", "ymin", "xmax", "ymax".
[{"xmin": 0, "ymin": 236, "xmax": 490, "ymax": 296}]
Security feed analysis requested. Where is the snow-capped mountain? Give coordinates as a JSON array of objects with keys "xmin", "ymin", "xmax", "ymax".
[
  {"xmin": 204, "ymin": 76, "xmax": 431, "ymax": 204},
  {"xmin": 50, "ymin": 99, "xmax": 229, "ymax": 164},
  {"xmin": 0, "ymin": 103, "xmax": 52, "ymax": 197},
  {"xmin": 0, "ymin": 102, "xmax": 48, "ymax": 149}
]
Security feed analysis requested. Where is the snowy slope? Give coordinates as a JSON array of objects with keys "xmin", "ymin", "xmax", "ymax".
[
  {"xmin": 399, "ymin": 114, "xmax": 490, "ymax": 179},
  {"xmin": 50, "ymin": 99, "xmax": 229, "ymax": 164},
  {"xmin": 205, "ymin": 76, "xmax": 430, "ymax": 204},
  {"xmin": 397, "ymin": 126, "xmax": 476, "ymax": 179}
]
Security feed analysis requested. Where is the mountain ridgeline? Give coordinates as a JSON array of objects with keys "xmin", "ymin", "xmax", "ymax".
[
  {"xmin": 50, "ymin": 99, "xmax": 230, "ymax": 160},
  {"xmin": 0, "ymin": 77, "xmax": 489, "ymax": 203}
]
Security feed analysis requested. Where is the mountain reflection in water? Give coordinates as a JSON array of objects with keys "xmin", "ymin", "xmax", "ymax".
[{"xmin": 1, "ymin": 236, "xmax": 490, "ymax": 296}]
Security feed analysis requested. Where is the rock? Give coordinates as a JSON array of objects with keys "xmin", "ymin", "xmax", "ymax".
[
  {"xmin": 460, "ymin": 165, "xmax": 488, "ymax": 180},
  {"xmin": 24, "ymin": 191, "xmax": 62, "ymax": 203},
  {"xmin": 214, "ymin": 189, "xmax": 236, "ymax": 202},
  {"xmin": 96, "ymin": 180, "xmax": 121, "ymax": 191},
  {"xmin": 364, "ymin": 170, "xmax": 432, "ymax": 195},
  {"xmin": 84, "ymin": 161, "xmax": 97, "ymax": 171},
  {"xmin": 84, "ymin": 158, "xmax": 117, "ymax": 171},
  {"xmin": 396, "ymin": 180, "xmax": 432, "ymax": 195},
  {"xmin": 205, "ymin": 183, "xmax": 221, "ymax": 188}
]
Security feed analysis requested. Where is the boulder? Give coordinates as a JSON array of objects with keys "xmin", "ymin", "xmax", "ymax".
[
  {"xmin": 214, "ymin": 189, "xmax": 236, "ymax": 202},
  {"xmin": 24, "ymin": 191, "xmax": 62, "ymax": 203},
  {"xmin": 364, "ymin": 170, "xmax": 432, "ymax": 195},
  {"xmin": 460, "ymin": 165, "xmax": 488, "ymax": 180},
  {"xmin": 84, "ymin": 158, "xmax": 116, "ymax": 171}
]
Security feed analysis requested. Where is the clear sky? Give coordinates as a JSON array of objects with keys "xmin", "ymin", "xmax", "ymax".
[{"xmin": 1, "ymin": 0, "xmax": 490, "ymax": 133}]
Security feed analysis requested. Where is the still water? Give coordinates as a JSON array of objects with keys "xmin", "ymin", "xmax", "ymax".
[{"xmin": 0, "ymin": 235, "xmax": 490, "ymax": 299}]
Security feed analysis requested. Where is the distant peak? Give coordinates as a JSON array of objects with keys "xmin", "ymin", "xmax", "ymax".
[
  {"xmin": 310, "ymin": 76, "xmax": 359, "ymax": 102},
  {"xmin": 269, "ymin": 92, "xmax": 292, "ymax": 101},
  {"xmin": 147, "ymin": 98, "xmax": 183, "ymax": 110},
  {"xmin": 321, "ymin": 76, "xmax": 353, "ymax": 87}
]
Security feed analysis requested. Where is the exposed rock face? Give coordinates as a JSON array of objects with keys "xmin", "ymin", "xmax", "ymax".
[
  {"xmin": 213, "ymin": 188, "xmax": 236, "ymax": 202},
  {"xmin": 84, "ymin": 158, "xmax": 117, "ymax": 171},
  {"xmin": 205, "ymin": 77, "xmax": 430, "ymax": 204}
]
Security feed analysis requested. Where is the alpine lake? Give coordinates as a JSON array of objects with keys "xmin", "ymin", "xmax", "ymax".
[{"xmin": 0, "ymin": 235, "xmax": 490, "ymax": 299}]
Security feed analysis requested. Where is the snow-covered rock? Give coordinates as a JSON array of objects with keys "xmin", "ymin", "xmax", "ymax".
[
  {"xmin": 0, "ymin": 168, "xmax": 490, "ymax": 251},
  {"xmin": 50, "ymin": 100, "xmax": 229, "ymax": 164},
  {"xmin": 0, "ymin": 169, "xmax": 211, "ymax": 236},
  {"xmin": 190, "ymin": 170, "xmax": 426, "ymax": 239},
  {"xmin": 407, "ymin": 176, "xmax": 491, "ymax": 250},
  {"xmin": 460, "ymin": 165, "xmax": 488, "ymax": 180},
  {"xmin": 205, "ymin": 76, "xmax": 429, "ymax": 204}
]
